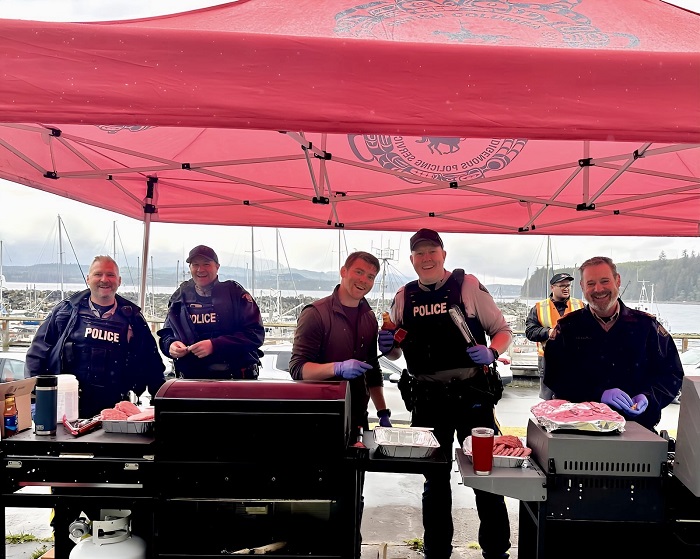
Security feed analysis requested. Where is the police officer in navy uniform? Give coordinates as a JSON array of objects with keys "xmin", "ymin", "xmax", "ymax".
[
  {"xmin": 26, "ymin": 255, "xmax": 165, "ymax": 418},
  {"xmin": 381, "ymin": 229, "xmax": 513, "ymax": 559},
  {"xmin": 158, "ymin": 245, "xmax": 265, "ymax": 379}
]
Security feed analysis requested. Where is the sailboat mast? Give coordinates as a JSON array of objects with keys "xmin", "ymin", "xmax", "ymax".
[
  {"xmin": 58, "ymin": 215, "xmax": 65, "ymax": 300},
  {"xmin": 251, "ymin": 227, "xmax": 255, "ymax": 297},
  {"xmin": 276, "ymin": 229, "xmax": 281, "ymax": 319},
  {"xmin": 544, "ymin": 235, "xmax": 551, "ymax": 297},
  {"xmin": 150, "ymin": 256, "xmax": 155, "ymax": 317}
]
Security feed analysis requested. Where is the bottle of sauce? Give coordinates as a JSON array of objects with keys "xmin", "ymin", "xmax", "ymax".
[{"xmin": 4, "ymin": 395, "xmax": 19, "ymax": 438}]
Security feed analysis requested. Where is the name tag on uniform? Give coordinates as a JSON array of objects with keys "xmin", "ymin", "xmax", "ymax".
[{"xmin": 84, "ymin": 327, "xmax": 120, "ymax": 343}]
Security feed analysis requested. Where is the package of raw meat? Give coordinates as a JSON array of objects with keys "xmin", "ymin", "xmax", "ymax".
[
  {"xmin": 463, "ymin": 435, "xmax": 532, "ymax": 468},
  {"xmin": 530, "ymin": 399, "xmax": 625, "ymax": 433}
]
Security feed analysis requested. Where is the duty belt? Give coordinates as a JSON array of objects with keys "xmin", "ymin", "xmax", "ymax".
[{"xmin": 414, "ymin": 377, "xmax": 494, "ymax": 405}]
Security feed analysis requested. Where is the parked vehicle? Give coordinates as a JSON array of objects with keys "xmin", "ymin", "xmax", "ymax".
[
  {"xmin": 680, "ymin": 347, "xmax": 700, "ymax": 376},
  {"xmin": 508, "ymin": 336, "xmax": 538, "ymax": 377},
  {"xmin": 259, "ymin": 343, "xmax": 293, "ymax": 380},
  {"xmin": 0, "ymin": 350, "xmax": 29, "ymax": 382}
]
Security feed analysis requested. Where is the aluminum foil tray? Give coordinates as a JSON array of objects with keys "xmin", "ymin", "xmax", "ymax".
[
  {"xmin": 463, "ymin": 436, "xmax": 528, "ymax": 468},
  {"xmin": 374, "ymin": 427, "xmax": 440, "ymax": 458},
  {"xmin": 102, "ymin": 420, "xmax": 154, "ymax": 434}
]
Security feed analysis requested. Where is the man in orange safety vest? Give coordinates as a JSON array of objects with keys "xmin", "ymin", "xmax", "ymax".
[{"xmin": 525, "ymin": 273, "xmax": 584, "ymax": 399}]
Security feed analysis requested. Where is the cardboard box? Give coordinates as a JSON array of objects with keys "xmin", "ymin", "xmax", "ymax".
[{"xmin": 0, "ymin": 378, "xmax": 36, "ymax": 437}]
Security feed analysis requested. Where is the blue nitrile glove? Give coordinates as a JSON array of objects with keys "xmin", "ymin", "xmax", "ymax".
[
  {"xmin": 467, "ymin": 345, "xmax": 496, "ymax": 365},
  {"xmin": 601, "ymin": 388, "xmax": 634, "ymax": 411},
  {"xmin": 333, "ymin": 359, "xmax": 373, "ymax": 380},
  {"xmin": 378, "ymin": 330, "xmax": 395, "ymax": 354},
  {"xmin": 628, "ymin": 394, "xmax": 649, "ymax": 415},
  {"xmin": 377, "ymin": 409, "xmax": 392, "ymax": 428}
]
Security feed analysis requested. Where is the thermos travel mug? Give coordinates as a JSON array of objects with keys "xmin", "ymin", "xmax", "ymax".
[{"xmin": 35, "ymin": 375, "xmax": 58, "ymax": 435}]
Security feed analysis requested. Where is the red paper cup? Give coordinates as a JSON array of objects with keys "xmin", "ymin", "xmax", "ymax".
[{"xmin": 471, "ymin": 427, "xmax": 494, "ymax": 476}]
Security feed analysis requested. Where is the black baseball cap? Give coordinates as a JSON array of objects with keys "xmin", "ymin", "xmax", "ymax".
[
  {"xmin": 550, "ymin": 273, "xmax": 574, "ymax": 285},
  {"xmin": 410, "ymin": 228, "xmax": 444, "ymax": 251},
  {"xmin": 186, "ymin": 245, "xmax": 219, "ymax": 264}
]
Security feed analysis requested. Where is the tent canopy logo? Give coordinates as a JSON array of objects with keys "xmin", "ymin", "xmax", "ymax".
[
  {"xmin": 349, "ymin": 135, "xmax": 527, "ymax": 183},
  {"xmin": 334, "ymin": 0, "xmax": 638, "ymax": 49}
]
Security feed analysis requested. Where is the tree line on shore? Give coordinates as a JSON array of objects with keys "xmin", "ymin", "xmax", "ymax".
[{"xmin": 521, "ymin": 254, "xmax": 700, "ymax": 302}]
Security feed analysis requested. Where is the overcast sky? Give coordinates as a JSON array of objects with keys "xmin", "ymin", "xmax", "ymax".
[
  {"xmin": 2, "ymin": 1, "xmax": 699, "ymax": 285},
  {"xmin": 3, "ymin": 180, "xmax": 698, "ymax": 286}
]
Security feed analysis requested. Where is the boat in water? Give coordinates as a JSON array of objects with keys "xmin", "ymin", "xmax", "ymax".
[{"xmin": 632, "ymin": 280, "xmax": 670, "ymax": 331}]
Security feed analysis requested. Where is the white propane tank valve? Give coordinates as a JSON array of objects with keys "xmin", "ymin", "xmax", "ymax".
[{"xmin": 69, "ymin": 509, "xmax": 146, "ymax": 559}]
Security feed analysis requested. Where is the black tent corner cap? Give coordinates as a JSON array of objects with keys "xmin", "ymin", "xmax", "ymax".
[
  {"xmin": 147, "ymin": 176, "xmax": 158, "ymax": 185},
  {"xmin": 301, "ymin": 141, "xmax": 313, "ymax": 151},
  {"xmin": 143, "ymin": 203, "xmax": 157, "ymax": 214},
  {"xmin": 335, "ymin": 191, "xmax": 346, "ymax": 197},
  {"xmin": 429, "ymin": 212, "xmax": 435, "ymax": 217},
  {"xmin": 334, "ymin": 222, "xmax": 345, "ymax": 228},
  {"xmin": 578, "ymin": 158, "xmax": 593, "ymax": 167},
  {"xmin": 614, "ymin": 210, "xmax": 620, "ymax": 215},
  {"xmin": 312, "ymin": 196, "xmax": 329, "ymax": 205},
  {"xmin": 44, "ymin": 171, "xmax": 58, "ymax": 179},
  {"xmin": 633, "ymin": 150, "xmax": 644, "ymax": 160},
  {"xmin": 107, "ymin": 175, "xmax": 113, "ymax": 181},
  {"xmin": 576, "ymin": 203, "xmax": 596, "ymax": 211},
  {"xmin": 182, "ymin": 163, "xmax": 191, "ymax": 170},
  {"xmin": 243, "ymin": 200, "xmax": 250, "ymax": 206},
  {"xmin": 449, "ymin": 181, "xmax": 459, "ymax": 189},
  {"xmin": 48, "ymin": 127, "xmax": 61, "ymax": 137},
  {"xmin": 518, "ymin": 226, "xmax": 530, "ymax": 232},
  {"xmin": 314, "ymin": 151, "xmax": 332, "ymax": 160},
  {"xmin": 531, "ymin": 224, "xmax": 536, "ymax": 230}
]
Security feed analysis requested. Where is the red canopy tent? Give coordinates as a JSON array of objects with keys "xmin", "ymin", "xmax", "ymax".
[{"xmin": 0, "ymin": 0, "xmax": 698, "ymax": 300}]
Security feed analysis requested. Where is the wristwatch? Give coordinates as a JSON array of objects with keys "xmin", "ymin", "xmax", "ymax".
[{"xmin": 489, "ymin": 347, "xmax": 499, "ymax": 362}]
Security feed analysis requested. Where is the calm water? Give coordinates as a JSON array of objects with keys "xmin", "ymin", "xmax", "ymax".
[{"xmin": 5, "ymin": 283, "xmax": 700, "ymax": 333}]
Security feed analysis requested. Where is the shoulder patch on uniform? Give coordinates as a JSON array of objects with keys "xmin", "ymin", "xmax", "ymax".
[
  {"xmin": 478, "ymin": 282, "xmax": 489, "ymax": 293},
  {"xmin": 657, "ymin": 323, "xmax": 669, "ymax": 337},
  {"xmin": 242, "ymin": 293, "xmax": 254, "ymax": 303}
]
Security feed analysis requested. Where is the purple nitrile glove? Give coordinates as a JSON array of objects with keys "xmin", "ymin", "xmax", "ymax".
[
  {"xmin": 467, "ymin": 345, "xmax": 496, "ymax": 365},
  {"xmin": 377, "ymin": 409, "xmax": 392, "ymax": 428},
  {"xmin": 628, "ymin": 394, "xmax": 649, "ymax": 415},
  {"xmin": 333, "ymin": 359, "xmax": 372, "ymax": 380},
  {"xmin": 378, "ymin": 330, "xmax": 395, "ymax": 354},
  {"xmin": 601, "ymin": 388, "xmax": 634, "ymax": 411}
]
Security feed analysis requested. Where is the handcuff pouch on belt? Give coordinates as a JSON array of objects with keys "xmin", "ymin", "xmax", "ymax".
[{"xmin": 397, "ymin": 369, "xmax": 416, "ymax": 411}]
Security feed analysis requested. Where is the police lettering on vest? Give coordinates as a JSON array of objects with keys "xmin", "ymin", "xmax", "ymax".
[
  {"xmin": 83, "ymin": 327, "xmax": 120, "ymax": 343},
  {"xmin": 190, "ymin": 312, "xmax": 217, "ymax": 324},
  {"xmin": 413, "ymin": 302, "xmax": 447, "ymax": 317}
]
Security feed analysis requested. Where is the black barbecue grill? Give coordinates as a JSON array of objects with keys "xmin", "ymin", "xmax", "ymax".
[{"xmin": 154, "ymin": 379, "xmax": 360, "ymax": 558}]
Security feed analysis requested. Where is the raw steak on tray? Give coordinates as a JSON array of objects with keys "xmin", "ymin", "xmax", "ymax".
[{"xmin": 530, "ymin": 399, "xmax": 625, "ymax": 433}]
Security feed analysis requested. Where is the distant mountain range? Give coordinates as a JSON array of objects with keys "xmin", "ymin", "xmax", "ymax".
[{"xmin": 0, "ymin": 262, "xmax": 523, "ymax": 296}]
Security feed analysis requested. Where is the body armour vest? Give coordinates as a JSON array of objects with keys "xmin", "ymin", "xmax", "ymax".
[
  {"xmin": 64, "ymin": 304, "xmax": 130, "ymax": 390},
  {"xmin": 187, "ymin": 296, "xmax": 223, "ymax": 341},
  {"xmin": 401, "ymin": 274, "xmax": 487, "ymax": 375}
]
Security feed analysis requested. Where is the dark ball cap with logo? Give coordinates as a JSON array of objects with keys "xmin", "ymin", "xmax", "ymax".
[
  {"xmin": 186, "ymin": 245, "xmax": 219, "ymax": 264},
  {"xmin": 550, "ymin": 273, "xmax": 574, "ymax": 285},
  {"xmin": 410, "ymin": 228, "xmax": 444, "ymax": 251}
]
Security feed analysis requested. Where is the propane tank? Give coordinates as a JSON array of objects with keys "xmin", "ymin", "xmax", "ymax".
[{"xmin": 69, "ymin": 509, "xmax": 146, "ymax": 559}]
